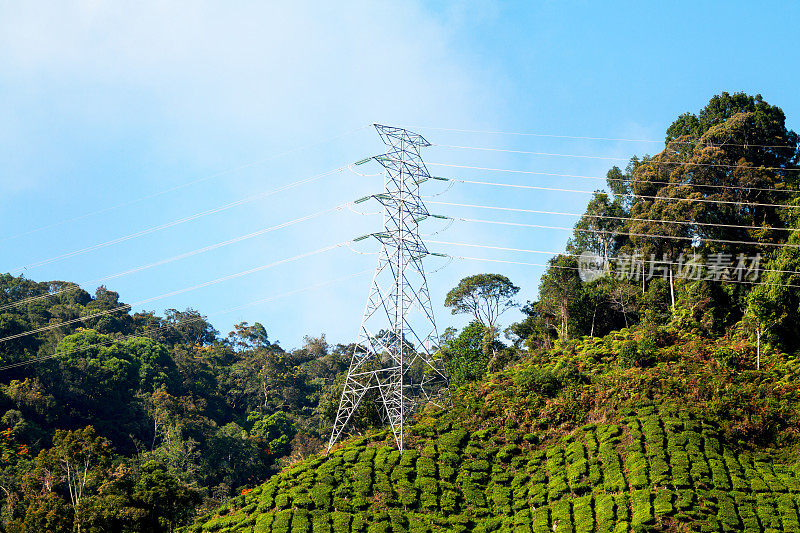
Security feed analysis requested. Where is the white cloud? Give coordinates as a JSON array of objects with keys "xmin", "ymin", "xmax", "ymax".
[{"xmin": 0, "ymin": 1, "xmax": 496, "ymax": 135}]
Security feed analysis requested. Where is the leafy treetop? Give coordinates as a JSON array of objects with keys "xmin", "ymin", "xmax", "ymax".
[{"xmin": 444, "ymin": 274, "xmax": 520, "ymax": 329}]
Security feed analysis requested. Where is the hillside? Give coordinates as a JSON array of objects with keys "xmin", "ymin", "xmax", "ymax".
[
  {"xmin": 2, "ymin": 91, "xmax": 799, "ymax": 531},
  {"xmin": 187, "ymin": 328, "xmax": 800, "ymax": 532}
]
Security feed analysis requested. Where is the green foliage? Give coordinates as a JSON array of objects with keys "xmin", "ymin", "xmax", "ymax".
[
  {"xmin": 444, "ymin": 274, "xmax": 520, "ymax": 329},
  {"xmin": 535, "ymin": 255, "xmax": 584, "ymax": 341},
  {"xmin": 0, "ymin": 274, "xmax": 355, "ymax": 531},
  {"xmin": 249, "ymin": 410, "xmax": 297, "ymax": 457},
  {"xmin": 132, "ymin": 459, "xmax": 200, "ymax": 531},
  {"xmin": 618, "ymin": 339, "xmax": 640, "ymax": 368},
  {"xmin": 5, "ymin": 90, "xmax": 800, "ymax": 531},
  {"xmin": 440, "ymin": 321, "xmax": 492, "ymax": 388},
  {"xmin": 514, "ymin": 364, "xmax": 563, "ymax": 397}
]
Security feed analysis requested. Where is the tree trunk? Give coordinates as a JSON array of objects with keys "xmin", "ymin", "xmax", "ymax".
[{"xmin": 669, "ymin": 266, "xmax": 675, "ymax": 312}]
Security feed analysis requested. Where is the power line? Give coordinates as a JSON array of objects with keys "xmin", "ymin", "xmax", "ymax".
[
  {"xmin": 9, "ymin": 165, "xmax": 349, "ymax": 273},
  {"xmin": 425, "ymin": 162, "xmax": 799, "ymax": 196},
  {"xmin": 0, "ymin": 203, "xmax": 355, "ymax": 313},
  {"xmin": 428, "ymin": 200, "xmax": 800, "ymax": 233},
  {"xmin": 445, "ymin": 176, "xmax": 800, "ymax": 209},
  {"xmin": 451, "ymin": 255, "xmax": 800, "ymax": 289},
  {"xmin": 0, "ymin": 125, "xmax": 369, "ymax": 244},
  {"xmin": 0, "ymin": 269, "xmax": 372, "ymax": 372},
  {"xmin": 427, "ymin": 159, "xmax": 799, "ymax": 194},
  {"xmin": 429, "ymin": 240, "xmax": 800, "ymax": 278},
  {"xmin": 453, "ymin": 217, "xmax": 800, "ymax": 249},
  {"xmin": 406, "ymin": 125, "xmax": 799, "ymax": 150},
  {"xmin": 0, "ymin": 241, "xmax": 351, "ymax": 344},
  {"xmin": 432, "ymin": 145, "xmax": 800, "ymax": 172}
]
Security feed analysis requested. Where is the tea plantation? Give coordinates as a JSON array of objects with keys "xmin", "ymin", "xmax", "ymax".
[{"xmin": 187, "ymin": 329, "xmax": 800, "ymax": 532}]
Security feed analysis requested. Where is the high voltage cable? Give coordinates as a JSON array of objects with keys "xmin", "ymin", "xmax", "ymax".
[
  {"xmin": 435, "ymin": 166, "xmax": 799, "ymax": 195},
  {"xmin": 445, "ymin": 176, "xmax": 800, "ymax": 209},
  {"xmin": 431, "ymin": 146, "xmax": 800, "ymax": 172},
  {"xmin": 428, "ymin": 240, "xmax": 800, "ymax": 277},
  {"xmin": 427, "ymin": 200, "xmax": 800, "ymax": 233},
  {"xmin": 0, "ymin": 203, "xmax": 356, "ymax": 313},
  {"xmin": 452, "ymin": 217, "xmax": 800, "ymax": 249},
  {"xmin": 405, "ymin": 125, "xmax": 799, "ymax": 150},
  {"xmin": 0, "ymin": 269, "xmax": 372, "ymax": 372},
  {"xmin": 8, "ymin": 166, "xmax": 348, "ymax": 273},
  {"xmin": 451, "ymin": 255, "xmax": 800, "ymax": 289},
  {"xmin": 452, "ymin": 255, "xmax": 800, "ymax": 289},
  {"xmin": 0, "ymin": 125, "xmax": 369, "ymax": 244},
  {"xmin": 0, "ymin": 242, "xmax": 351, "ymax": 344},
  {"xmin": 379, "ymin": 155, "xmax": 799, "ymax": 194},
  {"xmin": 425, "ymin": 162, "xmax": 800, "ymax": 195}
]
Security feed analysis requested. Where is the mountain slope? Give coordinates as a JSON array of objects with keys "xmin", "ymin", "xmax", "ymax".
[{"xmin": 187, "ymin": 328, "xmax": 800, "ymax": 533}]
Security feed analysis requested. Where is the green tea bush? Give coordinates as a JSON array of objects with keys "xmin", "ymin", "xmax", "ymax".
[
  {"xmin": 440, "ymin": 487, "xmax": 458, "ymax": 513},
  {"xmin": 416, "ymin": 456, "xmax": 436, "ymax": 478},
  {"xmin": 732, "ymin": 492, "xmax": 759, "ymax": 533},
  {"xmin": 351, "ymin": 513, "xmax": 367, "ymax": 533},
  {"xmin": 417, "ymin": 476, "xmax": 438, "ymax": 510},
  {"xmin": 291, "ymin": 510, "xmax": 311, "ymax": 533},
  {"xmin": 630, "ymin": 489, "xmax": 653, "ymax": 530},
  {"xmin": 653, "ymin": 489, "xmax": 673, "ymax": 515},
  {"xmin": 254, "ymin": 513, "xmax": 274, "ymax": 533},
  {"xmin": 310, "ymin": 485, "xmax": 332, "ymax": 511},
  {"xmin": 439, "ymin": 428, "xmax": 468, "ymax": 451},
  {"xmin": 626, "ymin": 450, "xmax": 649, "ymax": 489},
  {"xmin": 756, "ymin": 493, "xmax": 781, "ymax": 531},
  {"xmin": 613, "ymin": 493, "xmax": 629, "ymax": 522},
  {"xmin": 599, "ymin": 440, "xmax": 626, "ymax": 492},
  {"xmin": 619, "ymin": 339, "xmax": 641, "ymax": 368},
  {"xmin": 515, "ymin": 365, "xmax": 563, "ymax": 397},
  {"xmin": 777, "ymin": 493, "xmax": 800, "ymax": 531},
  {"xmin": 595, "ymin": 493, "xmax": 614, "ymax": 533},
  {"xmin": 311, "ymin": 511, "xmax": 331, "ymax": 533},
  {"xmin": 272, "ymin": 509, "xmax": 292, "ymax": 533},
  {"xmin": 573, "ymin": 495, "xmax": 593, "ymax": 533},
  {"xmin": 490, "ymin": 484, "xmax": 512, "ymax": 515}
]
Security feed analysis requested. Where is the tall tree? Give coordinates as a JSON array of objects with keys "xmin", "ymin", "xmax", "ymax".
[
  {"xmin": 535, "ymin": 256, "xmax": 585, "ymax": 340},
  {"xmin": 30, "ymin": 427, "xmax": 111, "ymax": 533},
  {"xmin": 444, "ymin": 274, "xmax": 520, "ymax": 329},
  {"xmin": 566, "ymin": 191, "xmax": 626, "ymax": 261},
  {"xmin": 625, "ymin": 92, "xmax": 799, "ymax": 261}
]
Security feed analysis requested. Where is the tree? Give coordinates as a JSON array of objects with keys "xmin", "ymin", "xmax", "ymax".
[
  {"xmin": 746, "ymin": 198, "xmax": 800, "ymax": 351},
  {"xmin": 81, "ymin": 286, "xmax": 133, "ymax": 334},
  {"xmin": 626, "ymin": 92, "xmax": 799, "ymax": 262},
  {"xmin": 439, "ymin": 321, "xmax": 495, "ymax": 388},
  {"xmin": 607, "ymin": 280, "xmax": 641, "ymax": 329},
  {"xmin": 505, "ymin": 302, "xmax": 556, "ymax": 350},
  {"xmin": 30, "ymin": 427, "xmax": 111, "ymax": 533},
  {"xmin": 130, "ymin": 459, "xmax": 198, "ymax": 532},
  {"xmin": 444, "ymin": 274, "xmax": 520, "ymax": 329},
  {"xmin": 162, "ymin": 309, "xmax": 218, "ymax": 347},
  {"xmin": 566, "ymin": 191, "xmax": 626, "ymax": 261},
  {"xmin": 536, "ymin": 256, "xmax": 584, "ymax": 340},
  {"xmin": 227, "ymin": 322, "xmax": 270, "ymax": 351},
  {"xmin": 248, "ymin": 410, "xmax": 296, "ymax": 458}
]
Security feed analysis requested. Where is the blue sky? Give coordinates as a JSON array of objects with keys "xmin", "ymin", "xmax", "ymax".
[{"xmin": 1, "ymin": 1, "xmax": 798, "ymax": 349}]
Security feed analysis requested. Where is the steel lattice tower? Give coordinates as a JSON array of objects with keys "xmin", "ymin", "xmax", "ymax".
[{"xmin": 328, "ymin": 124, "xmax": 450, "ymax": 452}]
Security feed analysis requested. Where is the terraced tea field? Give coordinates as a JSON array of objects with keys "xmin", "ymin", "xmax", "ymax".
[{"xmin": 188, "ymin": 405, "xmax": 800, "ymax": 532}]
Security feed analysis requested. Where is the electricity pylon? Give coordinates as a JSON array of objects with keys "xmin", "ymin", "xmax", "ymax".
[{"xmin": 328, "ymin": 124, "xmax": 450, "ymax": 452}]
